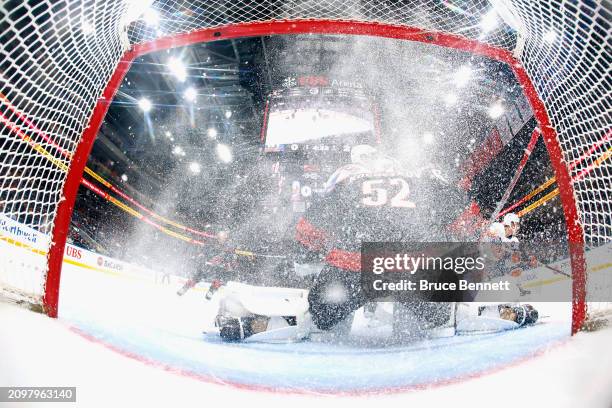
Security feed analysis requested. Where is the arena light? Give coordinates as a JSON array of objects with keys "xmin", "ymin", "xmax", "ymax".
[
  {"xmin": 216, "ymin": 143, "xmax": 233, "ymax": 163},
  {"xmin": 124, "ymin": 0, "xmax": 155, "ymax": 26},
  {"xmin": 207, "ymin": 128, "xmax": 217, "ymax": 139},
  {"xmin": 453, "ymin": 66, "xmax": 472, "ymax": 88},
  {"xmin": 172, "ymin": 145, "xmax": 185, "ymax": 156},
  {"xmin": 138, "ymin": 98, "xmax": 152, "ymax": 113},
  {"xmin": 444, "ymin": 93, "xmax": 458, "ymax": 106},
  {"xmin": 544, "ymin": 30, "xmax": 557, "ymax": 44},
  {"xmin": 121, "ymin": 174, "xmax": 128, "ymax": 182},
  {"xmin": 184, "ymin": 87, "xmax": 197, "ymax": 102},
  {"xmin": 423, "ymin": 132, "xmax": 435, "ymax": 145},
  {"xmin": 81, "ymin": 20, "xmax": 94, "ymax": 35},
  {"xmin": 488, "ymin": 102, "xmax": 505, "ymax": 119},
  {"xmin": 225, "ymin": 110, "xmax": 232, "ymax": 119},
  {"xmin": 489, "ymin": 0, "xmax": 521, "ymax": 31},
  {"xmin": 164, "ymin": 131, "xmax": 172, "ymax": 138},
  {"xmin": 142, "ymin": 7, "xmax": 159, "ymax": 27},
  {"xmin": 188, "ymin": 162, "xmax": 201, "ymax": 174},
  {"xmin": 480, "ymin": 9, "xmax": 499, "ymax": 33},
  {"xmin": 168, "ymin": 57, "xmax": 187, "ymax": 82}
]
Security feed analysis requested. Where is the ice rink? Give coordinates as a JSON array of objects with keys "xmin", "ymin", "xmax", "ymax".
[
  {"xmin": 3, "ymin": 256, "xmax": 612, "ymax": 407},
  {"xmin": 0, "ymin": 1, "xmax": 610, "ymax": 407}
]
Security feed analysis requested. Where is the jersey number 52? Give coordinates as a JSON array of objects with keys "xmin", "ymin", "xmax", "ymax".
[{"xmin": 361, "ymin": 178, "xmax": 416, "ymax": 208}]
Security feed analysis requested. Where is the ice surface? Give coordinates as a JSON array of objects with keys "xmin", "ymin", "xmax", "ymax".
[
  {"xmin": 14, "ymin": 262, "xmax": 612, "ymax": 394},
  {"xmin": 2, "ymin": 254, "xmax": 612, "ymax": 406},
  {"xmin": 3, "ymin": 295, "xmax": 612, "ymax": 407}
]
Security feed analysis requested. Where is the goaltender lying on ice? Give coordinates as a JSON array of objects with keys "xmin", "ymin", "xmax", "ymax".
[{"xmin": 205, "ymin": 281, "xmax": 539, "ymax": 343}]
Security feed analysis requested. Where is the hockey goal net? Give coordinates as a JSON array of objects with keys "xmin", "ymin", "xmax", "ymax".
[{"xmin": 0, "ymin": 1, "xmax": 610, "ymax": 333}]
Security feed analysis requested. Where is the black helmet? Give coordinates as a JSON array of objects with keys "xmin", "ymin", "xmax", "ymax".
[
  {"xmin": 219, "ymin": 319, "xmax": 243, "ymax": 342},
  {"xmin": 513, "ymin": 304, "xmax": 539, "ymax": 326},
  {"xmin": 218, "ymin": 316, "xmax": 256, "ymax": 341}
]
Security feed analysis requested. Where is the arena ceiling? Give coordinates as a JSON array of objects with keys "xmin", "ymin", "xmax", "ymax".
[{"xmin": 83, "ymin": 33, "xmax": 561, "ymax": 241}]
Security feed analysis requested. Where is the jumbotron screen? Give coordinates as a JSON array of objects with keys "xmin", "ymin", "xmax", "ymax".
[{"xmin": 264, "ymin": 76, "xmax": 378, "ymax": 153}]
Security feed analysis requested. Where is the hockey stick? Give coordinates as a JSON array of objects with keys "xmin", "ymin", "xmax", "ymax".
[
  {"xmin": 538, "ymin": 260, "xmax": 571, "ymax": 277},
  {"xmin": 233, "ymin": 249, "xmax": 288, "ymax": 259},
  {"xmin": 490, "ymin": 128, "xmax": 541, "ymax": 223}
]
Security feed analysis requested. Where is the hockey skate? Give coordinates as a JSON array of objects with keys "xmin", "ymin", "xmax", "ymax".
[{"xmin": 176, "ymin": 280, "xmax": 194, "ymax": 296}]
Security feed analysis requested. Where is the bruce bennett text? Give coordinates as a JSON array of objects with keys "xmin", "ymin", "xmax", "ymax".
[{"xmin": 371, "ymin": 280, "xmax": 511, "ymax": 292}]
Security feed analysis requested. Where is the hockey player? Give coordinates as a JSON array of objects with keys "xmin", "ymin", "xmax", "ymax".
[
  {"xmin": 300, "ymin": 145, "xmax": 471, "ymax": 333},
  {"xmin": 502, "ymin": 212, "xmax": 520, "ymax": 242},
  {"xmin": 214, "ymin": 146, "xmax": 541, "ymax": 341},
  {"xmin": 483, "ymin": 211, "xmax": 539, "ymax": 298},
  {"xmin": 176, "ymin": 229, "xmax": 235, "ymax": 296},
  {"xmin": 215, "ymin": 145, "xmax": 472, "ymax": 341},
  {"xmin": 488, "ymin": 212, "xmax": 521, "ymax": 243},
  {"xmin": 214, "ymin": 146, "xmax": 544, "ymax": 342},
  {"xmin": 486, "ymin": 212, "xmax": 533, "ymax": 275}
]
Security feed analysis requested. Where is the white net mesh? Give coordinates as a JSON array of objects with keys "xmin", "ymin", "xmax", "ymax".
[
  {"xmin": 1, "ymin": 0, "xmax": 129, "ymax": 302},
  {"xmin": 0, "ymin": 0, "xmax": 610, "ymax": 328},
  {"xmin": 127, "ymin": 0, "xmax": 517, "ymax": 48},
  {"xmin": 510, "ymin": 1, "xmax": 611, "ymax": 247}
]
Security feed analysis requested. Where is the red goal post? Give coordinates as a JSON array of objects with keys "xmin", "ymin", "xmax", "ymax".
[{"xmin": 0, "ymin": 1, "xmax": 609, "ymax": 334}]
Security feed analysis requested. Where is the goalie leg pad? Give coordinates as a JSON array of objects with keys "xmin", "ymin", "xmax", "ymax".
[
  {"xmin": 308, "ymin": 265, "xmax": 367, "ymax": 331},
  {"xmin": 219, "ymin": 282, "xmax": 309, "ymax": 318},
  {"xmin": 216, "ymin": 282, "xmax": 312, "ymax": 342},
  {"xmin": 393, "ymin": 302, "xmax": 457, "ymax": 339}
]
